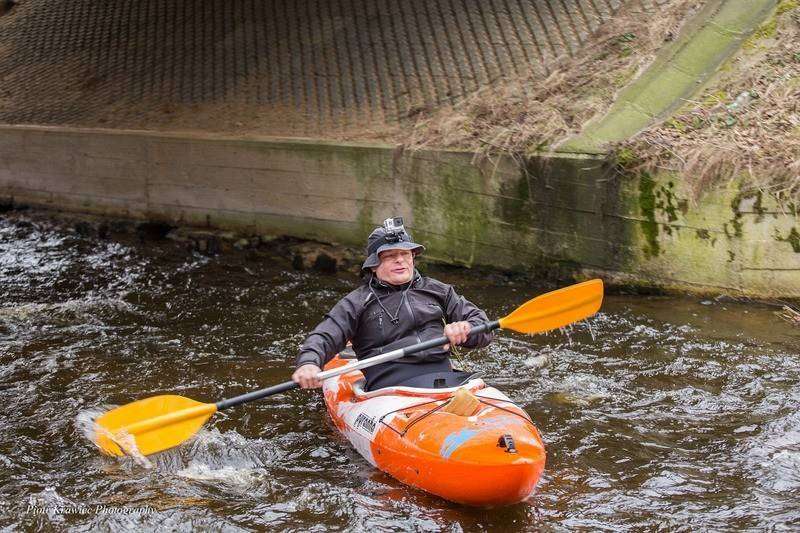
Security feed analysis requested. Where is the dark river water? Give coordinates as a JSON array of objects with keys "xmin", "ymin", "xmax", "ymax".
[{"xmin": 1, "ymin": 211, "xmax": 799, "ymax": 531}]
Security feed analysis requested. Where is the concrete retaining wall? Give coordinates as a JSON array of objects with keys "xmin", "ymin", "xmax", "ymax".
[{"xmin": 1, "ymin": 125, "xmax": 798, "ymax": 297}]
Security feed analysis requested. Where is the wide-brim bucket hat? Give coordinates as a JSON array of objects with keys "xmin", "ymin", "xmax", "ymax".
[{"xmin": 361, "ymin": 226, "xmax": 425, "ymax": 270}]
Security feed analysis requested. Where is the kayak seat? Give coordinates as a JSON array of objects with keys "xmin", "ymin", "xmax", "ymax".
[{"xmin": 351, "ymin": 375, "xmax": 486, "ymax": 400}]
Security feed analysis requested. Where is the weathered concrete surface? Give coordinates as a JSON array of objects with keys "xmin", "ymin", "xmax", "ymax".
[
  {"xmin": 1, "ymin": 125, "xmax": 798, "ymax": 298},
  {"xmin": 0, "ymin": 0, "xmax": 678, "ymax": 135},
  {"xmin": 561, "ymin": 0, "xmax": 779, "ymax": 153}
]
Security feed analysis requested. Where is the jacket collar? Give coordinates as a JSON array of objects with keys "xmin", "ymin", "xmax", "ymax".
[{"xmin": 369, "ymin": 269, "xmax": 421, "ymax": 292}]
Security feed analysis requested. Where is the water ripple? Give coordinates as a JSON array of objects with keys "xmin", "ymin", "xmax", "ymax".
[{"xmin": 1, "ymin": 212, "xmax": 799, "ymax": 530}]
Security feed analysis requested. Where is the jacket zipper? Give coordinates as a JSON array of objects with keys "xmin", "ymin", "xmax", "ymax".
[{"xmin": 404, "ymin": 293, "xmax": 422, "ymax": 345}]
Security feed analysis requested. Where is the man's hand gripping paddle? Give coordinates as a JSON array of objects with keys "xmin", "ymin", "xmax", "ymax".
[{"xmin": 93, "ymin": 279, "xmax": 604, "ymax": 457}]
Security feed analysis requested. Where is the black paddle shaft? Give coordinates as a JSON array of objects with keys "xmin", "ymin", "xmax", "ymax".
[{"xmin": 215, "ymin": 320, "xmax": 500, "ymax": 411}]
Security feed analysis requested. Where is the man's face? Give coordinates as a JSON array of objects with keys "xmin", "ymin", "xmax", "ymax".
[{"xmin": 373, "ymin": 248, "xmax": 414, "ymax": 285}]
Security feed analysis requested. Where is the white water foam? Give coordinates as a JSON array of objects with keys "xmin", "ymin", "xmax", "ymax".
[
  {"xmin": 75, "ymin": 408, "xmax": 153, "ymax": 468},
  {"xmin": 176, "ymin": 462, "xmax": 263, "ymax": 487}
]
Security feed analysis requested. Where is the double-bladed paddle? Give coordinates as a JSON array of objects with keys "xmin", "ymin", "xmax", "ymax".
[{"xmin": 93, "ymin": 278, "xmax": 604, "ymax": 457}]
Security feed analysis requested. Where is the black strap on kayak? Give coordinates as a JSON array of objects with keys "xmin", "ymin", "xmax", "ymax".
[
  {"xmin": 377, "ymin": 394, "xmax": 535, "ymax": 438},
  {"xmin": 474, "ymin": 397, "xmax": 534, "ymax": 424},
  {"xmin": 378, "ymin": 398, "xmax": 447, "ymax": 437}
]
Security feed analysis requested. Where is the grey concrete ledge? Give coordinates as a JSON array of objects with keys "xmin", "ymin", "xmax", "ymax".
[{"xmin": 1, "ymin": 125, "xmax": 798, "ymax": 298}]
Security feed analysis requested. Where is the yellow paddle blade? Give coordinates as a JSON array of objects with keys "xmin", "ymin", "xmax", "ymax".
[
  {"xmin": 499, "ymin": 279, "xmax": 604, "ymax": 334},
  {"xmin": 94, "ymin": 395, "xmax": 217, "ymax": 457}
]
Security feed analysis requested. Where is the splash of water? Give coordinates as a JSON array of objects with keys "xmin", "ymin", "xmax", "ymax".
[
  {"xmin": 75, "ymin": 407, "xmax": 107, "ymax": 444},
  {"xmin": 558, "ymin": 324, "xmax": 575, "ymax": 347},
  {"xmin": 176, "ymin": 462, "xmax": 262, "ymax": 487},
  {"xmin": 75, "ymin": 408, "xmax": 153, "ymax": 469},
  {"xmin": 586, "ymin": 319, "xmax": 596, "ymax": 341}
]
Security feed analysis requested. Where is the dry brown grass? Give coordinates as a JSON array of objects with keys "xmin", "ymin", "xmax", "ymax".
[
  {"xmin": 399, "ymin": 1, "xmax": 704, "ymax": 158},
  {"xmin": 619, "ymin": 2, "xmax": 800, "ymax": 203}
]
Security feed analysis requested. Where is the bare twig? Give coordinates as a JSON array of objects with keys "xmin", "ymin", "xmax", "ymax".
[{"xmin": 777, "ymin": 306, "xmax": 800, "ymax": 327}]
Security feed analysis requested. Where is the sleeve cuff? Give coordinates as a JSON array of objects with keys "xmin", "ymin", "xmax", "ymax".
[{"xmin": 295, "ymin": 352, "xmax": 322, "ymax": 369}]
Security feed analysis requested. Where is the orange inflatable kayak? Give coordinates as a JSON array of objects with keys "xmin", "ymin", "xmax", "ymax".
[{"xmin": 322, "ymin": 354, "xmax": 546, "ymax": 506}]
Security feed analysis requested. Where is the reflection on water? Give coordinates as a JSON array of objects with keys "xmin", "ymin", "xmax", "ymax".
[{"xmin": 1, "ymin": 211, "xmax": 799, "ymax": 530}]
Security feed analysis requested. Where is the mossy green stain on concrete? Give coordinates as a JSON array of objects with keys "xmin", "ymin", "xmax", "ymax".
[
  {"xmin": 523, "ymin": 154, "xmax": 637, "ymax": 271},
  {"xmin": 638, "ymin": 173, "xmax": 661, "ymax": 258},
  {"xmin": 777, "ymin": 0, "xmax": 798, "ymax": 14},
  {"xmin": 614, "ymin": 147, "xmax": 639, "ymax": 168},
  {"xmin": 727, "ymin": 189, "xmax": 766, "ymax": 238},
  {"xmin": 491, "ymin": 165, "xmax": 530, "ymax": 232},
  {"xmin": 731, "ymin": 217, "xmax": 744, "ymax": 238},
  {"xmin": 790, "ymin": 228, "xmax": 800, "ymax": 253},
  {"xmin": 776, "ymin": 226, "xmax": 800, "ymax": 252},
  {"xmin": 406, "ymin": 154, "xmax": 491, "ymax": 267},
  {"xmin": 744, "ymin": 0, "xmax": 789, "ymax": 48},
  {"xmin": 753, "ymin": 17, "xmax": 778, "ymax": 39},
  {"xmin": 656, "ymin": 181, "xmax": 680, "ymax": 224},
  {"xmin": 440, "ymin": 164, "xmax": 490, "ymax": 265},
  {"xmin": 637, "ymin": 175, "xmax": 690, "ymax": 256},
  {"xmin": 752, "ymin": 191, "xmax": 766, "ymax": 222},
  {"xmin": 350, "ymin": 147, "xmax": 378, "ymax": 237}
]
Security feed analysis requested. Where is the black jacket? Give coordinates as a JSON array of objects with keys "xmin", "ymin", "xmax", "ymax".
[{"xmin": 295, "ymin": 271, "xmax": 493, "ymax": 390}]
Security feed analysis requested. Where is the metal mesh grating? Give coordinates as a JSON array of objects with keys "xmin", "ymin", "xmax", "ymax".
[{"xmin": 0, "ymin": 0, "xmax": 676, "ymax": 136}]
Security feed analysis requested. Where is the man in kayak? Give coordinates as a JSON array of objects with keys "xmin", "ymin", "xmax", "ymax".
[{"xmin": 292, "ymin": 216, "xmax": 493, "ymax": 391}]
